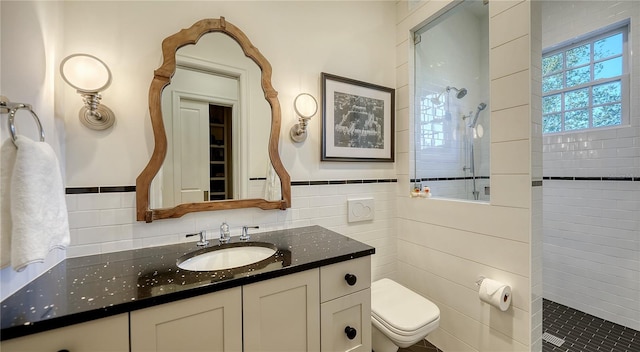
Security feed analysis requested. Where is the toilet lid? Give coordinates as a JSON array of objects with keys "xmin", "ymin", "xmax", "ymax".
[{"xmin": 371, "ymin": 278, "xmax": 440, "ymax": 334}]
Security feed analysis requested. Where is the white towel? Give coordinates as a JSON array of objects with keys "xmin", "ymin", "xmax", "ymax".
[
  {"xmin": 6, "ymin": 136, "xmax": 70, "ymax": 271},
  {"xmin": 1, "ymin": 139, "xmax": 17, "ymax": 268},
  {"xmin": 264, "ymin": 162, "xmax": 281, "ymax": 201}
]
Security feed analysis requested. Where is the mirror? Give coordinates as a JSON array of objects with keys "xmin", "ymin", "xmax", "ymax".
[{"xmin": 136, "ymin": 17, "xmax": 291, "ymax": 222}]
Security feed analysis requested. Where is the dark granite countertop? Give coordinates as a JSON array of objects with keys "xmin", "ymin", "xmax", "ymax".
[{"xmin": 1, "ymin": 225, "xmax": 375, "ymax": 341}]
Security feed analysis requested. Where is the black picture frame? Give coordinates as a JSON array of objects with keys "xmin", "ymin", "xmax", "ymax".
[{"xmin": 321, "ymin": 72, "xmax": 395, "ymax": 162}]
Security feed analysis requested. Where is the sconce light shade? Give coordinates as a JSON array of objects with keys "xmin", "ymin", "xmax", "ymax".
[
  {"xmin": 60, "ymin": 53, "xmax": 115, "ymax": 130},
  {"xmin": 290, "ymin": 93, "xmax": 318, "ymax": 143}
]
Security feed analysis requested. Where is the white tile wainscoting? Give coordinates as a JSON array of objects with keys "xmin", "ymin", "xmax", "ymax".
[
  {"xmin": 542, "ymin": 178, "xmax": 640, "ymax": 331},
  {"xmin": 1, "ymin": 180, "xmax": 398, "ymax": 301}
]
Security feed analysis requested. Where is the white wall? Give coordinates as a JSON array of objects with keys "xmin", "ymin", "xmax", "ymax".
[
  {"xmin": 59, "ymin": 0, "xmax": 398, "ymax": 187},
  {"xmin": 541, "ymin": 0, "xmax": 640, "ymax": 330},
  {"xmin": 1, "ymin": 0, "xmax": 397, "ymax": 300},
  {"xmin": 0, "ymin": 0, "xmax": 67, "ymax": 302},
  {"xmin": 396, "ymin": 1, "xmax": 542, "ymax": 351}
]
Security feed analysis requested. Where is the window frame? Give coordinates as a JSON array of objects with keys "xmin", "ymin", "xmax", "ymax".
[{"xmin": 542, "ymin": 22, "xmax": 630, "ymax": 134}]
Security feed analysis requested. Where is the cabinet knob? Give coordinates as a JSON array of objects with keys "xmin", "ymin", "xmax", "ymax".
[
  {"xmin": 344, "ymin": 326, "xmax": 357, "ymax": 340},
  {"xmin": 344, "ymin": 273, "xmax": 357, "ymax": 286}
]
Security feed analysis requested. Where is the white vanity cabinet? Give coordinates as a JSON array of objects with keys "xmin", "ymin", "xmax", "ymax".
[
  {"xmin": 129, "ymin": 269, "xmax": 321, "ymax": 352},
  {"xmin": 243, "ymin": 269, "xmax": 320, "ymax": 352},
  {"xmin": 130, "ymin": 287, "xmax": 243, "ymax": 352},
  {"xmin": 1, "ymin": 256, "xmax": 372, "ymax": 352},
  {"xmin": 0, "ymin": 313, "xmax": 129, "ymax": 352},
  {"xmin": 319, "ymin": 256, "xmax": 372, "ymax": 352}
]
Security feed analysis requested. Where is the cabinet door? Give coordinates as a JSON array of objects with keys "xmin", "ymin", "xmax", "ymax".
[
  {"xmin": 1, "ymin": 313, "xmax": 128, "ymax": 352},
  {"xmin": 243, "ymin": 269, "xmax": 320, "ymax": 352},
  {"xmin": 321, "ymin": 288, "xmax": 371, "ymax": 352},
  {"xmin": 130, "ymin": 287, "xmax": 242, "ymax": 352}
]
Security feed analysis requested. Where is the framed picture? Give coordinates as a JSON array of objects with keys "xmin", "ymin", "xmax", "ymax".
[{"xmin": 321, "ymin": 72, "xmax": 395, "ymax": 162}]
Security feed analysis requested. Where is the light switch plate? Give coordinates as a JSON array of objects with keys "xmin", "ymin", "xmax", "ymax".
[{"xmin": 347, "ymin": 198, "xmax": 375, "ymax": 223}]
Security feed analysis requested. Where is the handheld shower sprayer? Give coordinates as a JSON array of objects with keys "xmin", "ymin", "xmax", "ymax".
[{"xmin": 467, "ymin": 102, "xmax": 487, "ymax": 128}]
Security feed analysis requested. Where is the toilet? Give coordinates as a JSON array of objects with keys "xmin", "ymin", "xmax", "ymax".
[{"xmin": 371, "ymin": 278, "xmax": 440, "ymax": 352}]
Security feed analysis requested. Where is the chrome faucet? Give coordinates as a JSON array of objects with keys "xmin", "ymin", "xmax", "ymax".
[
  {"xmin": 240, "ymin": 225, "xmax": 259, "ymax": 241},
  {"xmin": 186, "ymin": 230, "xmax": 209, "ymax": 246}
]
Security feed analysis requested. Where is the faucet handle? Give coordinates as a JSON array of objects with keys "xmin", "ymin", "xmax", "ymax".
[
  {"xmin": 219, "ymin": 222, "xmax": 231, "ymax": 244},
  {"xmin": 186, "ymin": 230, "xmax": 209, "ymax": 246},
  {"xmin": 240, "ymin": 225, "xmax": 259, "ymax": 241}
]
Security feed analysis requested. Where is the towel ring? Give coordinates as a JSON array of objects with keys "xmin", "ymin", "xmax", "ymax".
[{"xmin": 7, "ymin": 104, "xmax": 45, "ymax": 147}]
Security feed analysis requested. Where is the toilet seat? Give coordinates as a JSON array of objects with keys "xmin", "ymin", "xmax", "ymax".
[{"xmin": 371, "ymin": 278, "xmax": 440, "ymax": 346}]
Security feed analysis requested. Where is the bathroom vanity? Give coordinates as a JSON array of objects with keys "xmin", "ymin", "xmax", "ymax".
[{"xmin": 0, "ymin": 226, "xmax": 374, "ymax": 351}]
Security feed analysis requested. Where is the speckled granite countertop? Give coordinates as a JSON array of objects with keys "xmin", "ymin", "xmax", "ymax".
[{"xmin": 1, "ymin": 225, "xmax": 375, "ymax": 341}]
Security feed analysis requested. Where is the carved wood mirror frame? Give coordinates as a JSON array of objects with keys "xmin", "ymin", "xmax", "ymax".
[{"xmin": 136, "ymin": 17, "xmax": 291, "ymax": 222}]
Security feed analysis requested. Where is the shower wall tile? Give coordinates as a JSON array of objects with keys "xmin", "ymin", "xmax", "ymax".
[
  {"xmin": 396, "ymin": 84, "xmax": 409, "ymax": 111},
  {"xmin": 427, "ymin": 328, "xmax": 475, "ymax": 352},
  {"xmin": 489, "ymin": 0, "xmax": 524, "ymax": 18},
  {"xmin": 396, "ymin": 152, "xmax": 410, "ymax": 181},
  {"xmin": 397, "ymin": 129, "xmax": 410, "ymax": 154},
  {"xmin": 396, "ymin": 0, "xmax": 540, "ymax": 350},
  {"xmin": 543, "ymin": 178, "xmax": 640, "ymax": 330},
  {"xmin": 396, "ymin": 62, "xmax": 409, "ymax": 90},
  {"xmin": 492, "ymin": 139, "xmax": 531, "ymax": 174},
  {"xmin": 489, "ymin": 0, "xmax": 530, "ymax": 48},
  {"xmin": 395, "ymin": 38, "xmax": 409, "ymax": 73},
  {"xmin": 491, "ymin": 174, "xmax": 531, "ymax": 209},
  {"xmin": 398, "ymin": 217, "xmax": 530, "ymax": 276},
  {"xmin": 396, "ymin": 106, "xmax": 410, "ymax": 132},
  {"xmin": 397, "ymin": 239, "xmax": 529, "ymax": 311},
  {"xmin": 492, "ymin": 105, "xmax": 530, "ymax": 142},
  {"xmin": 490, "ymin": 34, "xmax": 530, "ymax": 79},
  {"xmin": 397, "ymin": 197, "xmax": 530, "ymax": 243},
  {"xmin": 397, "ymin": 261, "xmax": 530, "ymax": 350},
  {"xmin": 490, "ymin": 70, "xmax": 530, "ymax": 111}
]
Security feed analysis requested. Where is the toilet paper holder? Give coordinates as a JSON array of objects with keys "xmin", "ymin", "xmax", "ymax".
[{"xmin": 475, "ymin": 276, "xmax": 512, "ymax": 311}]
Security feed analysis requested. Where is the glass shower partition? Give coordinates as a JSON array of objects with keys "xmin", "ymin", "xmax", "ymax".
[{"xmin": 412, "ymin": 0, "xmax": 490, "ymax": 202}]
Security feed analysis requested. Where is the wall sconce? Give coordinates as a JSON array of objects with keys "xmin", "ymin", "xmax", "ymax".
[
  {"xmin": 60, "ymin": 53, "xmax": 115, "ymax": 130},
  {"xmin": 290, "ymin": 93, "xmax": 318, "ymax": 143}
]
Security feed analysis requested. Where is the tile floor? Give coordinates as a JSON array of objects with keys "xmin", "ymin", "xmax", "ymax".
[
  {"xmin": 543, "ymin": 299, "xmax": 640, "ymax": 352},
  {"xmin": 398, "ymin": 339, "xmax": 441, "ymax": 352},
  {"xmin": 396, "ymin": 299, "xmax": 639, "ymax": 352}
]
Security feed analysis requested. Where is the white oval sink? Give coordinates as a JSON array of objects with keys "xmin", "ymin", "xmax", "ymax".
[{"xmin": 177, "ymin": 243, "xmax": 277, "ymax": 271}]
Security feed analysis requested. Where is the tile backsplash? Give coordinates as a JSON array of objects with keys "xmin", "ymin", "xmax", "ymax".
[{"xmin": 1, "ymin": 181, "xmax": 397, "ymax": 301}]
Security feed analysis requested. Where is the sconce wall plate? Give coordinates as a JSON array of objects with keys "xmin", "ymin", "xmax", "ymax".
[{"xmin": 79, "ymin": 104, "xmax": 115, "ymax": 130}]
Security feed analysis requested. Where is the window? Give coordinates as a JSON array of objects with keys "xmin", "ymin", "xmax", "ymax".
[
  {"xmin": 418, "ymin": 94, "xmax": 447, "ymax": 148},
  {"xmin": 542, "ymin": 24, "xmax": 629, "ymax": 134}
]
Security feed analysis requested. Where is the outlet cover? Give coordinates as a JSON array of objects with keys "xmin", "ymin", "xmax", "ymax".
[{"xmin": 348, "ymin": 198, "xmax": 374, "ymax": 223}]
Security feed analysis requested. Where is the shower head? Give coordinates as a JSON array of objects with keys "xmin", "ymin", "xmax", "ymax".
[
  {"xmin": 447, "ymin": 86, "xmax": 468, "ymax": 99},
  {"xmin": 430, "ymin": 86, "xmax": 468, "ymax": 105},
  {"xmin": 468, "ymin": 102, "xmax": 487, "ymax": 128}
]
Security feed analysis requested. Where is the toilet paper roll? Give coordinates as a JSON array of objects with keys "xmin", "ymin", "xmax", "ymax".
[{"xmin": 478, "ymin": 278, "xmax": 511, "ymax": 311}]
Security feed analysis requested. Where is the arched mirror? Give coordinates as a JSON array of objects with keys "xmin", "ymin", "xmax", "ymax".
[{"xmin": 136, "ymin": 17, "xmax": 291, "ymax": 222}]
